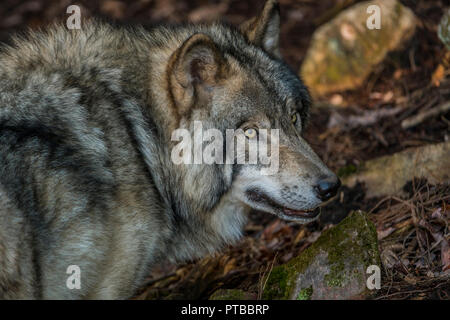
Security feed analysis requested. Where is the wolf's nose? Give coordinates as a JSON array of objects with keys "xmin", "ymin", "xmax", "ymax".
[{"xmin": 314, "ymin": 177, "xmax": 341, "ymax": 201}]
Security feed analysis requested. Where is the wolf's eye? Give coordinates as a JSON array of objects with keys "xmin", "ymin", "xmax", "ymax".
[
  {"xmin": 291, "ymin": 113, "xmax": 298, "ymax": 125},
  {"xmin": 244, "ymin": 128, "xmax": 257, "ymax": 139}
]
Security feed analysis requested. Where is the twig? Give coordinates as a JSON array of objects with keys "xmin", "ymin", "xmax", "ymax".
[
  {"xmin": 258, "ymin": 252, "xmax": 278, "ymax": 300},
  {"xmin": 375, "ymin": 280, "xmax": 449, "ymax": 300},
  {"xmin": 401, "ymin": 101, "xmax": 450, "ymax": 129},
  {"xmin": 328, "ymin": 106, "xmax": 404, "ymax": 130}
]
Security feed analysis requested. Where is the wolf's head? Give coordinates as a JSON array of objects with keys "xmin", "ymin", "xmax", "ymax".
[{"xmin": 164, "ymin": 0, "xmax": 340, "ymax": 224}]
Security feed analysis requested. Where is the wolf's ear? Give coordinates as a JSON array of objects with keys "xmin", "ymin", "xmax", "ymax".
[
  {"xmin": 168, "ymin": 33, "xmax": 228, "ymax": 113},
  {"xmin": 239, "ymin": 0, "xmax": 281, "ymax": 58}
]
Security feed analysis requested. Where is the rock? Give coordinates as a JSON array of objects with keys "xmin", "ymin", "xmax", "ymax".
[
  {"xmin": 438, "ymin": 8, "xmax": 450, "ymax": 50},
  {"xmin": 300, "ymin": 0, "xmax": 417, "ymax": 96},
  {"xmin": 263, "ymin": 211, "xmax": 380, "ymax": 300},
  {"xmin": 343, "ymin": 142, "xmax": 450, "ymax": 198},
  {"xmin": 209, "ymin": 289, "xmax": 256, "ymax": 300}
]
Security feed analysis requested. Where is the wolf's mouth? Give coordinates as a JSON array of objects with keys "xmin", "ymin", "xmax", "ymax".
[{"xmin": 245, "ymin": 189, "xmax": 320, "ymax": 220}]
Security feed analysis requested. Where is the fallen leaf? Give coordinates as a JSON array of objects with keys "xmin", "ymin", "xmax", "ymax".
[{"xmin": 431, "ymin": 64, "xmax": 445, "ymax": 87}]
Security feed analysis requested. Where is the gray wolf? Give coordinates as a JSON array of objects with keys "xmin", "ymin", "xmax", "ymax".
[{"xmin": 0, "ymin": 0, "xmax": 340, "ymax": 299}]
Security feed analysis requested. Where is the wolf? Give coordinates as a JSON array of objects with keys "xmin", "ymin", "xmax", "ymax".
[{"xmin": 0, "ymin": 0, "xmax": 340, "ymax": 299}]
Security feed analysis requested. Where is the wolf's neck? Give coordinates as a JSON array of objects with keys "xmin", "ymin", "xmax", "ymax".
[
  {"xmin": 162, "ymin": 190, "xmax": 250, "ymax": 262},
  {"xmin": 123, "ymin": 29, "xmax": 250, "ymax": 261}
]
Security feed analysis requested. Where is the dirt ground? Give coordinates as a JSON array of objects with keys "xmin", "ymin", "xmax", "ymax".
[{"xmin": 1, "ymin": 0, "xmax": 448, "ymax": 300}]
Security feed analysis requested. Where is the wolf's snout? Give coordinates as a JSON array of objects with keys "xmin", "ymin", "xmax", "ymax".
[{"xmin": 314, "ymin": 176, "xmax": 341, "ymax": 201}]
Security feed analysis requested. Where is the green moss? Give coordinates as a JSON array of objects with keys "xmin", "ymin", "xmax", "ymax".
[
  {"xmin": 297, "ymin": 286, "xmax": 313, "ymax": 300},
  {"xmin": 263, "ymin": 211, "xmax": 380, "ymax": 299},
  {"xmin": 262, "ymin": 266, "xmax": 291, "ymax": 300},
  {"xmin": 337, "ymin": 164, "xmax": 358, "ymax": 178},
  {"xmin": 209, "ymin": 289, "xmax": 246, "ymax": 300},
  {"xmin": 324, "ymin": 273, "xmax": 345, "ymax": 287}
]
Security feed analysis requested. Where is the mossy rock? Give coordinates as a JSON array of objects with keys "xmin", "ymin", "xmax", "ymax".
[
  {"xmin": 343, "ymin": 142, "xmax": 450, "ymax": 198},
  {"xmin": 300, "ymin": 0, "xmax": 416, "ymax": 96},
  {"xmin": 263, "ymin": 211, "xmax": 380, "ymax": 300},
  {"xmin": 209, "ymin": 289, "xmax": 255, "ymax": 300}
]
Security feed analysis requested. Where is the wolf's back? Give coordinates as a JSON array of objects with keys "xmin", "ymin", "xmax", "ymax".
[{"xmin": 0, "ymin": 22, "xmax": 164, "ymax": 299}]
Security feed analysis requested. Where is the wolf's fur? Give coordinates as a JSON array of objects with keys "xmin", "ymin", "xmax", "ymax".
[{"xmin": 0, "ymin": 0, "xmax": 338, "ymax": 299}]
